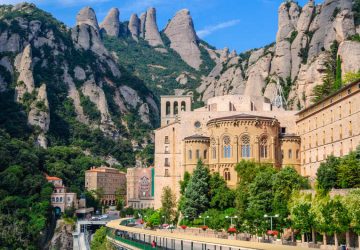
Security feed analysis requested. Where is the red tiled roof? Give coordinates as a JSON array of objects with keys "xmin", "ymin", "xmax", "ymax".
[{"xmin": 45, "ymin": 174, "xmax": 61, "ymax": 181}]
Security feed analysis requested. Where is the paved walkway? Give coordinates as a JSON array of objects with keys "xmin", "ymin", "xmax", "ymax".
[{"xmin": 106, "ymin": 219, "xmax": 313, "ymax": 250}]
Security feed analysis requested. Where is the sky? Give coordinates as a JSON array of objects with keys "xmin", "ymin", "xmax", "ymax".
[{"xmin": 0, "ymin": 0, "xmax": 318, "ymax": 53}]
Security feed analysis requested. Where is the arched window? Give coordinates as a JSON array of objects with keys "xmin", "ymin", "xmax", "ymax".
[
  {"xmin": 166, "ymin": 101, "xmax": 170, "ymax": 115},
  {"xmin": 212, "ymin": 147, "xmax": 216, "ymax": 159},
  {"xmin": 223, "ymin": 136, "xmax": 231, "ymax": 158},
  {"xmin": 196, "ymin": 149, "xmax": 200, "ymax": 159},
  {"xmin": 288, "ymin": 149, "xmax": 292, "ymax": 159},
  {"xmin": 174, "ymin": 101, "xmax": 178, "ymax": 115},
  {"xmin": 204, "ymin": 150, "xmax": 207, "ymax": 159},
  {"xmin": 224, "ymin": 168, "xmax": 231, "ymax": 181},
  {"xmin": 56, "ymin": 197, "xmax": 59, "ymax": 202},
  {"xmin": 188, "ymin": 150, "xmax": 192, "ymax": 160},
  {"xmin": 260, "ymin": 136, "xmax": 268, "ymax": 158},
  {"xmin": 241, "ymin": 135, "xmax": 251, "ymax": 158},
  {"xmin": 60, "ymin": 197, "xmax": 63, "ymax": 202},
  {"xmin": 181, "ymin": 101, "xmax": 186, "ymax": 111}
]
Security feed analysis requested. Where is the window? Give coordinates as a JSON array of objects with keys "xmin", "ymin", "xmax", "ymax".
[
  {"xmin": 339, "ymin": 106, "xmax": 342, "ymax": 118},
  {"xmin": 60, "ymin": 197, "xmax": 63, "ymax": 203},
  {"xmin": 241, "ymin": 135, "xmax": 251, "ymax": 158},
  {"xmin": 165, "ymin": 158, "xmax": 169, "ymax": 166},
  {"xmin": 173, "ymin": 101, "xmax": 178, "ymax": 115},
  {"xmin": 323, "ymin": 131, "xmax": 325, "ymax": 144},
  {"xmin": 349, "ymin": 121, "xmax": 352, "ymax": 136},
  {"xmin": 194, "ymin": 121, "xmax": 201, "ymax": 128},
  {"xmin": 224, "ymin": 168, "xmax": 231, "ymax": 181},
  {"xmin": 165, "ymin": 136, "xmax": 169, "ymax": 144},
  {"xmin": 56, "ymin": 197, "xmax": 59, "ymax": 202},
  {"xmin": 188, "ymin": 150, "xmax": 192, "ymax": 160},
  {"xmin": 196, "ymin": 149, "xmax": 200, "ymax": 159},
  {"xmin": 281, "ymin": 150, "xmax": 284, "ymax": 159},
  {"xmin": 181, "ymin": 101, "xmax": 186, "ymax": 111},
  {"xmin": 212, "ymin": 147, "xmax": 216, "ymax": 159},
  {"xmin": 166, "ymin": 101, "xmax": 170, "ymax": 115},
  {"xmin": 288, "ymin": 149, "xmax": 292, "ymax": 159},
  {"xmin": 340, "ymin": 142, "xmax": 343, "ymax": 156},
  {"xmin": 340, "ymin": 124, "xmax": 343, "ymax": 139},
  {"xmin": 296, "ymin": 149, "xmax": 299, "ymax": 159},
  {"xmin": 281, "ymin": 127, "xmax": 286, "ymax": 134},
  {"xmin": 165, "ymin": 145, "xmax": 169, "ymax": 154},
  {"xmin": 223, "ymin": 136, "xmax": 231, "ymax": 158},
  {"xmin": 165, "ymin": 169, "xmax": 169, "ymax": 177},
  {"xmin": 204, "ymin": 150, "xmax": 207, "ymax": 159},
  {"xmin": 260, "ymin": 136, "xmax": 268, "ymax": 158},
  {"xmin": 349, "ymin": 101, "xmax": 352, "ymax": 115}
]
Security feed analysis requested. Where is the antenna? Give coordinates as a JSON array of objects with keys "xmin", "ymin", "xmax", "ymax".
[{"xmin": 272, "ymin": 79, "xmax": 288, "ymax": 109}]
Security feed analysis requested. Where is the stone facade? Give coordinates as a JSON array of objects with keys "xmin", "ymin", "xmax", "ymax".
[
  {"xmin": 154, "ymin": 94, "xmax": 300, "ymax": 208},
  {"xmin": 46, "ymin": 175, "xmax": 78, "ymax": 213},
  {"xmin": 296, "ymin": 80, "xmax": 360, "ymax": 181},
  {"xmin": 126, "ymin": 166, "xmax": 155, "ymax": 209},
  {"xmin": 85, "ymin": 166, "xmax": 126, "ymax": 206}
]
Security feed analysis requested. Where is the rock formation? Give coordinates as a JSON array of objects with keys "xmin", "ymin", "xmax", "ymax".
[
  {"xmin": 15, "ymin": 44, "xmax": 34, "ymax": 101},
  {"xmin": 76, "ymin": 6, "xmax": 99, "ymax": 30},
  {"xmin": 144, "ymin": 8, "xmax": 164, "ymax": 47},
  {"xmin": 128, "ymin": 14, "xmax": 140, "ymax": 40},
  {"xmin": 164, "ymin": 9, "xmax": 202, "ymax": 69},
  {"xmin": 100, "ymin": 8, "xmax": 120, "ymax": 37}
]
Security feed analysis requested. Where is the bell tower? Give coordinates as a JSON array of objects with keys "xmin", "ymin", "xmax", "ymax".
[{"xmin": 160, "ymin": 95, "xmax": 192, "ymax": 126}]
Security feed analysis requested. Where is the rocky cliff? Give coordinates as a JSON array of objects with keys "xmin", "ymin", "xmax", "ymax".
[
  {"xmin": 0, "ymin": 3, "xmax": 158, "ymax": 160},
  {"xmin": 200, "ymin": 0, "xmax": 360, "ymax": 109}
]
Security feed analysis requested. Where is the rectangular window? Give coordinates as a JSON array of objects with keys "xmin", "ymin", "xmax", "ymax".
[
  {"xmin": 288, "ymin": 149, "xmax": 292, "ymax": 159},
  {"xmin": 349, "ymin": 121, "xmax": 352, "ymax": 136},
  {"xmin": 296, "ymin": 150, "xmax": 299, "ymax": 159},
  {"xmin": 165, "ymin": 158, "xmax": 169, "ymax": 167},
  {"xmin": 165, "ymin": 145, "xmax": 169, "ymax": 154},
  {"xmin": 241, "ymin": 145, "xmax": 250, "ymax": 158},
  {"xmin": 188, "ymin": 150, "xmax": 192, "ymax": 160},
  {"xmin": 165, "ymin": 136, "xmax": 169, "ymax": 144},
  {"xmin": 212, "ymin": 147, "xmax": 216, "ymax": 159},
  {"xmin": 165, "ymin": 169, "xmax": 169, "ymax": 177},
  {"xmin": 196, "ymin": 149, "xmax": 200, "ymax": 160},
  {"xmin": 223, "ymin": 146, "xmax": 231, "ymax": 158},
  {"xmin": 260, "ymin": 146, "xmax": 268, "ymax": 158}
]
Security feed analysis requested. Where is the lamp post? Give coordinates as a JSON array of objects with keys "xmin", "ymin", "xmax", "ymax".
[
  {"xmin": 226, "ymin": 215, "xmax": 238, "ymax": 226},
  {"xmin": 199, "ymin": 215, "xmax": 210, "ymax": 226},
  {"xmin": 264, "ymin": 214, "xmax": 279, "ymax": 231}
]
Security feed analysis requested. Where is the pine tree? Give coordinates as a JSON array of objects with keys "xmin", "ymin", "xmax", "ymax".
[
  {"xmin": 161, "ymin": 186, "xmax": 177, "ymax": 224},
  {"xmin": 333, "ymin": 55, "xmax": 342, "ymax": 90},
  {"xmin": 183, "ymin": 160, "xmax": 210, "ymax": 218}
]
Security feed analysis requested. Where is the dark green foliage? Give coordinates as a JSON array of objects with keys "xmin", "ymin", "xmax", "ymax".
[
  {"xmin": 286, "ymin": 30, "xmax": 298, "ymax": 44},
  {"xmin": 209, "ymin": 172, "xmax": 235, "ymax": 210},
  {"xmin": 79, "ymin": 92, "xmax": 101, "ymax": 122},
  {"xmin": 354, "ymin": 0, "xmax": 360, "ymax": 26},
  {"xmin": 182, "ymin": 160, "xmax": 210, "ymax": 218},
  {"xmin": 161, "ymin": 186, "xmax": 177, "ymax": 224},
  {"xmin": 316, "ymin": 155, "xmax": 340, "ymax": 191},
  {"xmin": 349, "ymin": 33, "xmax": 360, "ymax": 42},
  {"xmin": 332, "ymin": 7, "xmax": 340, "ymax": 19},
  {"xmin": 334, "ymin": 55, "xmax": 342, "ymax": 90},
  {"xmin": 336, "ymin": 151, "xmax": 360, "ymax": 188}
]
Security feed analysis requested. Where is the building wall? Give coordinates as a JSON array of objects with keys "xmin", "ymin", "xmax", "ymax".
[
  {"xmin": 51, "ymin": 192, "xmax": 77, "ymax": 212},
  {"xmin": 85, "ymin": 167, "xmax": 126, "ymax": 205},
  {"xmin": 126, "ymin": 167, "xmax": 154, "ymax": 209},
  {"xmin": 154, "ymin": 95, "xmax": 299, "ymax": 209},
  {"xmin": 280, "ymin": 137, "xmax": 301, "ymax": 173},
  {"xmin": 296, "ymin": 81, "xmax": 360, "ymax": 179}
]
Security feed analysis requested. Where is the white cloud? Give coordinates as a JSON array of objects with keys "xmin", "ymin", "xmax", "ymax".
[{"xmin": 197, "ymin": 19, "xmax": 240, "ymax": 38}]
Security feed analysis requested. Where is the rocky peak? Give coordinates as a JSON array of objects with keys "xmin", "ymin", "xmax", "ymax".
[
  {"xmin": 128, "ymin": 14, "xmax": 140, "ymax": 40},
  {"xmin": 139, "ymin": 12, "xmax": 146, "ymax": 38},
  {"xmin": 144, "ymin": 7, "xmax": 164, "ymax": 47},
  {"xmin": 164, "ymin": 9, "xmax": 201, "ymax": 69},
  {"xmin": 100, "ymin": 8, "xmax": 120, "ymax": 37},
  {"xmin": 76, "ymin": 7, "xmax": 99, "ymax": 31}
]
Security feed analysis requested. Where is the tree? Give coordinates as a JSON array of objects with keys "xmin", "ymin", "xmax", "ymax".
[
  {"xmin": 161, "ymin": 186, "xmax": 177, "ymax": 224},
  {"xmin": 209, "ymin": 172, "xmax": 235, "ymax": 210},
  {"xmin": 91, "ymin": 227, "xmax": 113, "ymax": 250},
  {"xmin": 343, "ymin": 70, "xmax": 360, "ymax": 85},
  {"xmin": 146, "ymin": 210, "xmax": 161, "ymax": 229},
  {"xmin": 333, "ymin": 55, "xmax": 342, "ymax": 90},
  {"xmin": 289, "ymin": 192, "xmax": 315, "ymax": 242},
  {"xmin": 343, "ymin": 189, "xmax": 360, "ymax": 248},
  {"xmin": 273, "ymin": 167, "xmax": 309, "ymax": 221},
  {"xmin": 180, "ymin": 171, "xmax": 191, "ymax": 195},
  {"xmin": 336, "ymin": 152, "xmax": 360, "ymax": 188},
  {"xmin": 183, "ymin": 160, "xmax": 210, "ymax": 218},
  {"xmin": 316, "ymin": 156, "xmax": 340, "ymax": 191},
  {"xmin": 115, "ymin": 183, "xmax": 127, "ymax": 211}
]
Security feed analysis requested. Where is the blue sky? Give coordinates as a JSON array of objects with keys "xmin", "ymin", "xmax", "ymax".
[{"xmin": 1, "ymin": 0, "xmax": 317, "ymax": 52}]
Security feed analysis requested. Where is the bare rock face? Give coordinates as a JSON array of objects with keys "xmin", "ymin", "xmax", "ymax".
[
  {"xmin": 0, "ymin": 57, "xmax": 12, "ymax": 92},
  {"xmin": 72, "ymin": 24, "xmax": 108, "ymax": 56},
  {"xmin": 76, "ymin": 7, "xmax": 99, "ymax": 30},
  {"xmin": 164, "ymin": 9, "xmax": 202, "ymax": 69},
  {"xmin": 128, "ymin": 14, "xmax": 140, "ymax": 41},
  {"xmin": 308, "ymin": 0, "xmax": 355, "ymax": 60},
  {"xmin": 337, "ymin": 41, "xmax": 360, "ymax": 74},
  {"xmin": 100, "ymin": 8, "xmax": 120, "ymax": 37},
  {"xmin": 139, "ymin": 13, "xmax": 146, "ymax": 38},
  {"xmin": 15, "ymin": 44, "xmax": 35, "ymax": 101},
  {"xmin": 73, "ymin": 66, "xmax": 86, "ymax": 81},
  {"xmin": 138, "ymin": 103, "xmax": 150, "ymax": 124},
  {"xmin": 28, "ymin": 84, "xmax": 50, "ymax": 148},
  {"xmin": 248, "ymin": 48, "xmax": 264, "ymax": 66},
  {"xmin": 295, "ymin": 52, "xmax": 330, "ymax": 108},
  {"xmin": 245, "ymin": 53, "xmax": 272, "ymax": 97},
  {"xmin": 0, "ymin": 32, "xmax": 20, "ymax": 52},
  {"xmin": 119, "ymin": 85, "xmax": 141, "ymax": 108},
  {"xmin": 49, "ymin": 220, "xmax": 73, "ymax": 250},
  {"xmin": 144, "ymin": 8, "xmax": 164, "ymax": 47}
]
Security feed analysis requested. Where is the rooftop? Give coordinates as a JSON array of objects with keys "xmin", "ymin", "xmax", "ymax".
[
  {"xmin": 45, "ymin": 174, "xmax": 62, "ymax": 181},
  {"xmin": 207, "ymin": 113, "xmax": 276, "ymax": 125},
  {"xmin": 184, "ymin": 134, "xmax": 210, "ymax": 140}
]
